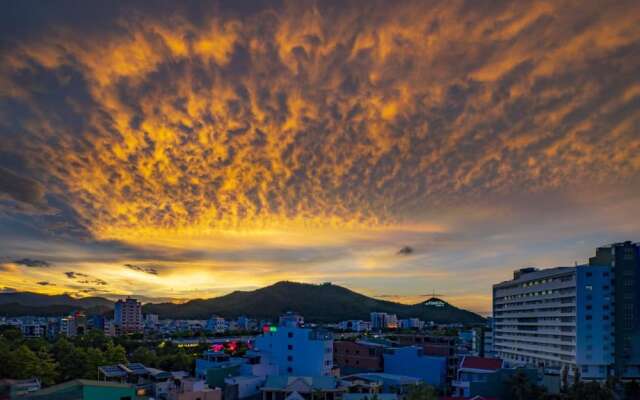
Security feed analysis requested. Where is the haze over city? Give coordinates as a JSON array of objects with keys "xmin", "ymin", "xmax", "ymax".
[{"xmin": 1, "ymin": 0, "xmax": 639, "ymax": 316}]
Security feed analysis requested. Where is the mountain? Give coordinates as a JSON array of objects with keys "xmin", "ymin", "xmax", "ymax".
[
  {"xmin": 0, "ymin": 292, "xmax": 113, "ymax": 309},
  {"xmin": 143, "ymin": 281, "xmax": 485, "ymax": 324},
  {"xmin": 0, "ymin": 282, "xmax": 484, "ymax": 324}
]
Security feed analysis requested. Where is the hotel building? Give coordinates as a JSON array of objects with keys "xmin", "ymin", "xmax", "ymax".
[{"xmin": 492, "ymin": 242, "xmax": 639, "ymax": 380}]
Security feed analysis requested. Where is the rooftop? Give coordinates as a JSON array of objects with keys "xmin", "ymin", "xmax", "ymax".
[
  {"xmin": 459, "ymin": 356, "xmax": 503, "ymax": 372},
  {"xmin": 263, "ymin": 376, "xmax": 339, "ymax": 391}
]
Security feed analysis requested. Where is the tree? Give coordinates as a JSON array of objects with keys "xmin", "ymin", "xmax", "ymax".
[
  {"xmin": 562, "ymin": 366, "xmax": 569, "ymax": 393},
  {"xmin": 83, "ymin": 347, "xmax": 107, "ymax": 380},
  {"xmin": 4, "ymin": 345, "xmax": 58, "ymax": 386},
  {"xmin": 624, "ymin": 380, "xmax": 640, "ymax": 400},
  {"xmin": 405, "ymin": 383, "xmax": 438, "ymax": 400},
  {"xmin": 104, "ymin": 341, "xmax": 128, "ymax": 364},
  {"xmin": 573, "ymin": 368, "xmax": 581, "ymax": 387},
  {"xmin": 506, "ymin": 371, "xmax": 546, "ymax": 400},
  {"xmin": 130, "ymin": 346, "xmax": 158, "ymax": 366},
  {"xmin": 52, "ymin": 338, "xmax": 89, "ymax": 382},
  {"xmin": 569, "ymin": 381, "xmax": 613, "ymax": 400}
]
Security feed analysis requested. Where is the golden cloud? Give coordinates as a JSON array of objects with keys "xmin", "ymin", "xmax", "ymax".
[{"xmin": 0, "ymin": 0, "xmax": 639, "ymax": 249}]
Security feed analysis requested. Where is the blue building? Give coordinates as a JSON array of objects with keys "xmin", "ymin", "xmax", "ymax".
[
  {"xmin": 493, "ymin": 241, "xmax": 640, "ymax": 381},
  {"xmin": 575, "ymin": 265, "xmax": 615, "ymax": 379},
  {"xmin": 382, "ymin": 346, "xmax": 447, "ymax": 387},
  {"xmin": 254, "ymin": 315, "xmax": 334, "ymax": 376}
]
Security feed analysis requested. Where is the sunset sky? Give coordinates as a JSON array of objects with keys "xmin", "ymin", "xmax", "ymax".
[{"xmin": 1, "ymin": 0, "xmax": 639, "ymax": 315}]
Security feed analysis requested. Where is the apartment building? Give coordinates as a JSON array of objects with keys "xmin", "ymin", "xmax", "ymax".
[
  {"xmin": 492, "ymin": 241, "xmax": 640, "ymax": 380},
  {"xmin": 334, "ymin": 341, "xmax": 384, "ymax": 372},
  {"xmin": 254, "ymin": 315, "xmax": 334, "ymax": 376},
  {"xmin": 114, "ymin": 298, "xmax": 143, "ymax": 334},
  {"xmin": 589, "ymin": 241, "xmax": 640, "ymax": 379},
  {"xmin": 370, "ymin": 313, "xmax": 398, "ymax": 330}
]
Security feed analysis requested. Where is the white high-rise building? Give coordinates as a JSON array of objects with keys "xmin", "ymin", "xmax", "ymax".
[
  {"xmin": 370, "ymin": 312, "xmax": 398, "ymax": 330},
  {"xmin": 493, "ymin": 265, "xmax": 614, "ymax": 379}
]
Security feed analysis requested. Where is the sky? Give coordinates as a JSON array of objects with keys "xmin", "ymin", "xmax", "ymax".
[{"xmin": 0, "ymin": 0, "xmax": 639, "ymax": 315}]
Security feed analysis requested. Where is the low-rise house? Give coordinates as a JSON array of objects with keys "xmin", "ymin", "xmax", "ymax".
[
  {"xmin": 334, "ymin": 341, "xmax": 384, "ymax": 374},
  {"xmin": 393, "ymin": 334, "xmax": 458, "ymax": 384},
  {"xmin": 451, "ymin": 356, "xmax": 503, "ymax": 397},
  {"xmin": 98, "ymin": 362, "xmax": 172, "ymax": 398},
  {"xmin": 341, "ymin": 373, "xmax": 421, "ymax": 396},
  {"xmin": 383, "ymin": 347, "xmax": 447, "ymax": 388},
  {"xmin": 0, "ymin": 378, "xmax": 41, "ymax": 399},
  {"xmin": 452, "ymin": 356, "xmax": 537, "ymax": 399},
  {"xmin": 196, "ymin": 350, "xmax": 277, "ymax": 389},
  {"xmin": 167, "ymin": 377, "xmax": 222, "ymax": 400},
  {"xmin": 224, "ymin": 375, "xmax": 266, "ymax": 400},
  {"xmin": 337, "ymin": 321, "xmax": 371, "ymax": 332},
  {"xmin": 261, "ymin": 376, "xmax": 345, "ymax": 400}
]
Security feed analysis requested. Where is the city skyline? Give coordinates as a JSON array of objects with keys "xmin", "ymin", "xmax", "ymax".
[{"xmin": 1, "ymin": 1, "xmax": 640, "ymax": 316}]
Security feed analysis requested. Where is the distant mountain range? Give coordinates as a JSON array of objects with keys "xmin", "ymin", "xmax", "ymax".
[
  {"xmin": 0, "ymin": 281, "xmax": 485, "ymax": 324},
  {"xmin": 0, "ymin": 292, "xmax": 113, "ymax": 317}
]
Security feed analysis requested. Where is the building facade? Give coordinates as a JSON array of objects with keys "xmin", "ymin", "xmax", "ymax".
[
  {"xmin": 370, "ymin": 313, "xmax": 398, "ymax": 330},
  {"xmin": 493, "ymin": 242, "xmax": 640, "ymax": 380},
  {"xmin": 114, "ymin": 298, "xmax": 143, "ymax": 334},
  {"xmin": 589, "ymin": 241, "xmax": 640, "ymax": 379},
  {"xmin": 334, "ymin": 341, "xmax": 384, "ymax": 372},
  {"xmin": 382, "ymin": 346, "xmax": 447, "ymax": 388},
  {"xmin": 255, "ymin": 317, "xmax": 334, "ymax": 376}
]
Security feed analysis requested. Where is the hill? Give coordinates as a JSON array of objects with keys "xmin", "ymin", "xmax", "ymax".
[
  {"xmin": 0, "ymin": 282, "xmax": 484, "ymax": 324},
  {"xmin": 142, "ymin": 281, "xmax": 485, "ymax": 324},
  {"xmin": 0, "ymin": 292, "xmax": 113, "ymax": 309}
]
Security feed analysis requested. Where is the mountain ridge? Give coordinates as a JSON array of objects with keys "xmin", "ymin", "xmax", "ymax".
[{"xmin": 0, "ymin": 281, "xmax": 485, "ymax": 324}]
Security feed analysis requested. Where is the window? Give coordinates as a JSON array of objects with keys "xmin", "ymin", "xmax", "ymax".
[
  {"xmin": 288, "ymin": 332, "xmax": 294, "ymax": 338},
  {"xmin": 586, "ymin": 315, "xmax": 592, "ymax": 320},
  {"xmin": 586, "ymin": 272, "xmax": 593, "ymax": 277},
  {"xmin": 585, "ymin": 285, "xmax": 593, "ymax": 291},
  {"xmin": 288, "ymin": 344, "xmax": 293, "ymax": 350},
  {"xmin": 287, "ymin": 367, "xmax": 293, "ymax": 373},
  {"xmin": 287, "ymin": 355, "xmax": 293, "ymax": 362}
]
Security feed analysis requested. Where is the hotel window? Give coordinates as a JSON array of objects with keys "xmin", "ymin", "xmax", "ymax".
[{"xmin": 585, "ymin": 285, "xmax": 593, "ymax": 291}]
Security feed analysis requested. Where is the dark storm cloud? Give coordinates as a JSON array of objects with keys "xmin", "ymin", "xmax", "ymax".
[
  {"xmin": 12, "ymin": 258, "xmax": 51, "ymax": 267},
  {"xmin": 64, "ymin": 271, "xmax": 107, "ymax": 286},
  {"xmin": 0, "ymin": 167, "xmax": 50, "ymax": 212},
  {"xmin": 64, "ymin": 271, "xmax": 88, "ymax": 279},
  {"xmin": 398, "ymin": 246, "xmax": 414, "ymax": 255},
  {"xmin": 37, "ymin": 281, "xmax": 54, "ymax": 286},
  {"xmin": 124, "ymin": 263, "xmax": 159, "ymax": 275}
]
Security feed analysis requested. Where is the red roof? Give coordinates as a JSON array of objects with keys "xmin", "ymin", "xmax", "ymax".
[{"xmin": 459, "ymin": 356, "xmax": 503, "ymax": 371}]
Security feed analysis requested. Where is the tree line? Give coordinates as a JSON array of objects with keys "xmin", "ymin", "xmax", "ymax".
[{"xmin": 0, "ymin": 327, "xmax": 201, "ymax": 386}]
